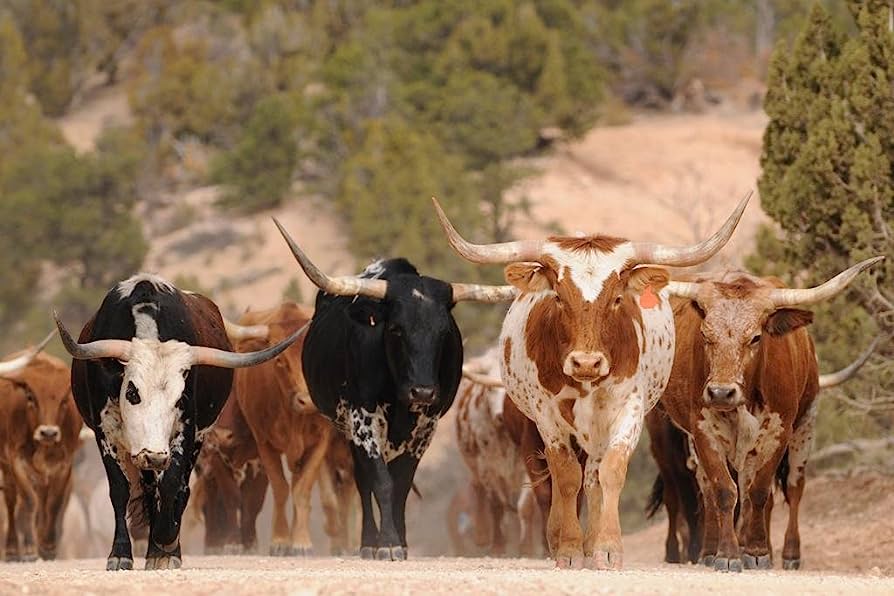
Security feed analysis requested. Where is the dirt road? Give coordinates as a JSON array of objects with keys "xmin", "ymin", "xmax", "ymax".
[{"xmin": 2, "ymin": 556, "xmax": 892, "ymax": 595}]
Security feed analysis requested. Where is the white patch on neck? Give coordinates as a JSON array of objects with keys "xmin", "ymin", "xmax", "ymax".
[
  {"xmin": 119, "ymin": 338, "xmax": 193, "ymax": 456},
  {"xmin": 116, "ymin": 273, "xmax": 176, "ymax": 299},
  {"xmin": 411, "ymin": 288, "xmax": 429, "ymax": 301},
  {"xmin": 541, "ymin": 242, "xmax": 635, "ymax": 302},
  {"xmin": 132, "ymin": 304, "xmax": 159, "ymax": 340}
]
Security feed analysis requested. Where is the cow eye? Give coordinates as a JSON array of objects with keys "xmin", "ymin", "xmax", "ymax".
[
  {"xmin": 613, "ymin": 295, "xmax": 623, "ymax": 307},
  {"xmin": 125, "ymin": 382, "xmax": 141, "ymax": 405},
  {"xmin": 750, "ymin": 334, "xmax": 762, "ymax": 345}
]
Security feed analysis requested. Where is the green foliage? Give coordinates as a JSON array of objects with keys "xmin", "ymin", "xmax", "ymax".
[
  {"xmin": 755, "ymin": 1, "xmax": 894, "ymax": 447},
  {"xmin": 212, "ymin": 94, "xmax": 299, "ymax": 212}
]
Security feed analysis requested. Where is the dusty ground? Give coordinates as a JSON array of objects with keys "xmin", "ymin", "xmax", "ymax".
[{"xmin": 2, "ymin": 556, "xmax": 892, "ymax": 595}]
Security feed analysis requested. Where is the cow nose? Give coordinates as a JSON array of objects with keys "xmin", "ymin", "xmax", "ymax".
[
  {"xmin": 35, "ymin": 425, "xmax": 61, "ymax": 443},
  {"xmin": 564, "ymin": 351, "xmax": 610, "ymax": 381},
  {"xmin": 409, "ymin": 385, "xmax": 437, "ymax": 405},
  {"xmin": 705, "ymin": 384, "xmax": 741, "ymax": 408},
  {"xmin": 134, "ymin": 449, "xmax": 171, "ymax": 471}
]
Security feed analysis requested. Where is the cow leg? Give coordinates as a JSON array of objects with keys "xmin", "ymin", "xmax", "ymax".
[
  {"xmin": 10, "ymin": 460, "xmax": 38, "ymax": 562},
  {"xmin": 145, "ymin": 437, "xmax": 200, "ymax": 570},
  {"xmin": 543, "ymin": 444, "xmax": 583, "ymax": 569},
  {"xmin": 98, "ymin": 449, "xmax": 134, "ymax": 571},
  {"xmin": 388, "ymin": 453, "xmax": 420, "ymax": 556},
  {"xmin": 288, "ymin": 427, "xmax": 330, "ymax": 557},
  {"xmin": 489, "ymin": 497, "xmax": 507, "ymax": 556},
  {"xmin": 517, "ymin": 486, "xmax": 538, "ymax": 557},
  {"xmin": 740, "ymin": 438, "xmax": 790, "ymax": 571},
  {"xmin": 317, "ymin": 457, "xmax": 345, "ymax": 555},
  {"xmin": 692, "ymin": 431, "xmax": 741, "ymax": 572},
  {"xmin": 352, "ymin": 446, "xmax": 379, "ymax": 559},
  {"xmin": 351, "ymin": 446, "xmax": 403, "ymax": 561},
  {"xmin": 586, "ymin": 446, "xmax": 631, "ymax": 570},
  {"xmin": 781, "ymin": 403, "xmax": 816, "ymax": 570},
  {"xmin": 239, "ymin": 462, "xmax": 268, "ymax": 554},
  {"xmin": 519, "ymin": 426, "xmax": 551, "ymax": 553},
  {"xmin": 660, "ymin": 471, "xmax": 682, "ymax": 564},
  {"xmin": 470, "ymin": 482, "xmax": 492, "ymax": 549},
  {"xmin": 582, "ymin": 456, "xmax": 601, "ymax": 560},
  {"xmin": 255, "ymin": 440, "xmax": 291, "ymax": 555},
  {"xmin": 2, "ymin": 464, "xmax": 21, "ymax": 561},
  {"xmin": 37, "ymin": 466, "xmax": 73, "ymax": 560}
]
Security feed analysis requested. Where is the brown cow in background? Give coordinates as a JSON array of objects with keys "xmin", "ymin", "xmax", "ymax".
[
  {"xmin": 454, "ymin": 349, "xmax": 541, "ymax": 556},
  {"xmin": 660, "ymin": 258, "xmax": 881, "ymax": 572},
  {"xmin": 193, "ymin": 395, "xmax": 268, "ymax": 554},
  {"xmin": 232, "ymin": 302, "xmax": 356, "ymax": 556},
  {"xmin": 0, "ymin": 346, "xmax": 82, "ymax": 561}
]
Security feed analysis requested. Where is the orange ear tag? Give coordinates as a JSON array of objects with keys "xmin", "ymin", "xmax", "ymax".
[{"xmin": 640, "ymin": 285, "xmax": 659, "ymax": 309}]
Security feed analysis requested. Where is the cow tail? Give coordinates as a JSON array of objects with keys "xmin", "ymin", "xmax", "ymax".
[
  {"xmin": 645, "ymin": 474, "xmax": 664, "ymax": 519},
  {"xmin": 776, "ymin": 449, "xmax": 790, "ymax": 504}
]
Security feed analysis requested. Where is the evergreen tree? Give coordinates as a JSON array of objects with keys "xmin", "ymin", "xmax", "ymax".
[{"xmin": 754, "ymin": 2, "xmax": 893, "ymax": 445}]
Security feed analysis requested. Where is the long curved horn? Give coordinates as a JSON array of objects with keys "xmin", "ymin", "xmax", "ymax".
[
  {"xmin": 0, "ymin": 329, "xmax": 57, "ymax": 375},
  {"xmin": 54, "ymin": 312, "xmax": 132, "ymax": 361},
  {"xmin": 631, "ymin": 191, "xmax": 752, "ymax": 266},
  {"xmin": 190, "ymin": 321, "xmax": 309, "ymax": 368},
  {"xmin": 431, "ymin": 197, "xmax": 542, "ymax": 264},
  {"xmin": 451, "ymin": 283, "xmax": 519, "ymax": 303},
  {"xmin": 461, "ymin": 367, "xmax": 504, "ymax": 388},
  {"xmin": 767, "ymin": 256, "xmax": 885, "ymax": 307},
  {"xmin": 273, "ymin": 217, "xmax": 388, "ymax": 299},
  {"xmin": 223, "ymin": 318, "xmax": 269, "ymax": 341},
  {"xmin": 665, "ymin": 280, "xmax": 701, "ymax": 300},
  {"xmin": 818, "ymin": 336, "xmax": 881, "ymax": 389}
]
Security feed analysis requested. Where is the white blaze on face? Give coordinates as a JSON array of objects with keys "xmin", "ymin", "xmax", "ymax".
[
  {"xmin": 119, "ymin": 338, "xmax": 193, "ymax": 457},
  {"xmin": 541, "ymin": 242, "xmax": 635, "ymax": 302}
]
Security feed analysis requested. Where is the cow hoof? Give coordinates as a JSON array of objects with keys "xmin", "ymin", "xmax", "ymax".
[
  {"xmin": 290, "ymin": 546, "xmax": 312, "ymax": 558},
  {"xmin": 699, "ymin": 555, "xmax": 715, "ymax": 567},
  {"xmin": 222, "ymin": 544, "xmax": 243, "ymax": 556},
  {"xmin": 4, "ymin": 553, "xmax": 21, "ymax": 563},
  {"xmin": 38, "ymin": 548, "xmax": 57, "ymax": 561},
  {"xmin": 106, "ymin": 557, "xmax": 134, "ymax": 571},
  {"xmin": 21, "ymin": 553, "xmax": 38, "ymax": 563},
  {"xmin": 205, "ymin": 547, "xmax": 223, "ymax": 556},
  {"xmin": 360, "ymin": 547, "xmax": 376, "ymax": 560},
  {"xmin": 713, "ymin": 557, "xmax": 743, "ymax": 573},
  {"xmin": 782, "ymin": 558, "xmax": 801, "ymax": 570},
  {"xmin": 554, "ymin": 554, "xmax": 585, "ymax": 570},
  {"xmin": 743, "ymin": 553, "xmax": 772, "ymax": 570},
  {"xmin": 269, "ymin": 543, "xmax": 291, "ymax": 557},
  {"xmin": 375, "ymin": 546, "xmax": 406, "ymax": 561},
  {"xmin": 145, "ymin": 555, "xmax": 182, "ymax": 570},
  {"xmin": 585, "ymin": 550, "xmax": 622, "ymax": 571}
]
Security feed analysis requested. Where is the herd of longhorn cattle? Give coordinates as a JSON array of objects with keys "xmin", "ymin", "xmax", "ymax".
[{"xmin": 0, "ymin": 195, "xmax": 884, "ymax": 575}]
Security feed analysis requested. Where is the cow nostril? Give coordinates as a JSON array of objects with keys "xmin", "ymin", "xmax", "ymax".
[
  {"xmin": 136, "ymin": 450, "xmax": 171, "ymax": 470},
  {"xmin": 409, "ymin": 386, "xmax": 437, "ymax": 403},
  {"xmin": 707, "ymin": 385, "xmax": 737, "ymax": 402}
]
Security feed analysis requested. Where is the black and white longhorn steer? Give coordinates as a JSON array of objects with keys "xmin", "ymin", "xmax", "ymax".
[
  {"xmin": 274, "ymin": 219, "xmax": 516, "ymax": 560},
  {"xmin": 55, "ymin": 274, "xmax": 304, "ymax": 570}
]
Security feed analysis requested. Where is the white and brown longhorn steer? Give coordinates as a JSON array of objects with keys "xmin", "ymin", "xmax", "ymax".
[{"xmin": 432, "ymin": 194, "xmax": 750, "ymax": 570}]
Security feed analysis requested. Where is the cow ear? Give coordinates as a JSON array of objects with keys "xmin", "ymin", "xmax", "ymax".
[
  {"xmin": 504, "ymin": 263, "xmax": 551, "ymax": 292},
  {"xmin": 764, "ymin": 308, "xmax": 813, "ymax": 336}
]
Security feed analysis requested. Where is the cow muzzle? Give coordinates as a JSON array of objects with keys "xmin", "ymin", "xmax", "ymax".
[
  {"xmin": 563, "ymin": 351, "xmax": 610, "ymax": 383},
  {"xmin": 134, "ymin": 449, "xmax": 171, "ymax": 471},
  {"xmin": 703, "ymin": 383, "xmax": 743, "ymax": 410},
  {"xmin": 408, "ymin": 385, "xmax": 438, "ymax": 408},
  {"xmin": 34, "ymin": 425, "xmax": 62, "ymax": 444}
]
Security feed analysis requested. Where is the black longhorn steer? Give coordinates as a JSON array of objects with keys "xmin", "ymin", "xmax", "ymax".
[
  {"xmin": 274, "ymin": 219, "xmax": 516, "ymax": 560},
  {"xmin": 55, "ymin": 274, "xmax": 303, "ymax": 570}
]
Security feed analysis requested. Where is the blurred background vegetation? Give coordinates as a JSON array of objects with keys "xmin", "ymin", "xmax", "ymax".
[{"xmin": 0, "ymin": 0, "xmax": 891, "ymax": 536}]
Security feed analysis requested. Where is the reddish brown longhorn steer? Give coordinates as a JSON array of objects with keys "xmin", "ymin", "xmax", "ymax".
[
  {"xmin": 645, "ymin": 334, "xmax": 880, "ymax": 565},
  {"xmin": 661, "ymin": 258, "xmax": 882, "ymax": 572},
  {"xmin": 433, "ymin": 194, "xmax": 750, "ymax": 569},
  {"xmin": 0, "ymin": 335, "xmax": 82, "ymax": 561},
  {"xmin": 455, "ymin": 349, "xmax": 540, "ymax": 556},
  {"xmin": 233, "ymin": 302, "xmax": 354, "ymax": 556}
]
